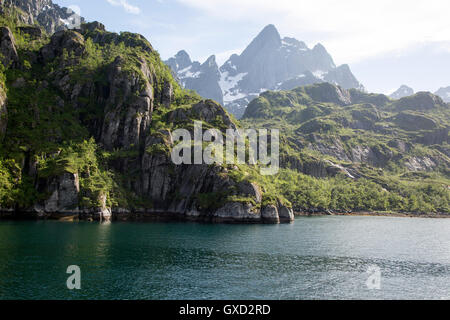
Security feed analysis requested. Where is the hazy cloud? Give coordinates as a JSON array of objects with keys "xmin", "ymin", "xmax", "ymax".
[
  {"xmin": 106, "ymin": 0, "xmax": 141, "ymax": 15},
  {"xmin": 177, "ymin": 0, "xmax": 450, "ymax": 64}
]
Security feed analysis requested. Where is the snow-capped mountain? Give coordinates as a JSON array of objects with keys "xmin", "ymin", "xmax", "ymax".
[
  {"xmin": 390, "ymin": 85, "xmax": 414, "ymax": 99},
  {"xmin": 1, "ymin": 0, "xmax": 84, "ymax": 34},
  {"xmin": 166, "ymin": 24, "xmax": 364, "ymax": 118},
  {"xmin": 166, "ymin": 51, "xmax": 223, "ymax": 105},
  {"xmin": 435, "ymin": 86, "xmax": 450, "ymax": 103}
]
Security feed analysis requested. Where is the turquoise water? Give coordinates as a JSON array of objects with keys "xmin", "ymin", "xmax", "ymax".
[{"xmin": 1, "ymin": 216, "xmax": 450, "ymax": 300}]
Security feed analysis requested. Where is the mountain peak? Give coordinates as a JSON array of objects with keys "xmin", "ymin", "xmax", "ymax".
[
  {"xmin": 390, "ymin": 85, "xmax": 414, "ymax": 100},
  {"xmin": 202, "ymin": 55, "xmax": 218, "ymax": 69},
  {"xmin": 176, "ymin": 50, "xmax": 190, "ymax": 59},
  {"xmin": 435, "ymin": 86, "xmax": 450, "ymax": 103},
  {"xmin": 239, "ymin": 24, "xmax": 282, "ymax": 64},
  {"xmin": 167, "ymin": 25, "xmax": 362, "ymax": 118},
  {"xmin": 165, "ymin": 50, "xmax": 192, "ymax": 71},
  {"xmin": 255, "ymin": 24, "xmax": 281, "ymax": 43},
  {"xmin": 313, "ymin": 43, "xmax": 326, "ymax": 51}
]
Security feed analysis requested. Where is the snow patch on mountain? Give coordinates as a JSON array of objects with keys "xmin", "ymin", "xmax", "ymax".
[{"xmin": 220, "ymin": 72, "xmax": 248, "ymax": 103}]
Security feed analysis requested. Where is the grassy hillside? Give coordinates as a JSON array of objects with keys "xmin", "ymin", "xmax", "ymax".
[
  {"xmin": 0, "ymin": 7, "xmax": 294, "ymax": 222},
  {"xmin": 241, "ymin": 83, "xmax": 450, "ymax": 214}
]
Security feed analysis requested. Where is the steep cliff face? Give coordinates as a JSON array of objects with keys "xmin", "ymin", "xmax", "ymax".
[
  {"xmin": 0, "ymin": 4, "xmax": 293, "ymax": 223},
  {"xmin": 0, "ymin": 84, "xmax": 6, "ymax": 140}
]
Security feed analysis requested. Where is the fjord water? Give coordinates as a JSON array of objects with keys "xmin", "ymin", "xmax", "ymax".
[{"xmin": 1, "ymin": 217, "xmax": 450, "ymax": 300}]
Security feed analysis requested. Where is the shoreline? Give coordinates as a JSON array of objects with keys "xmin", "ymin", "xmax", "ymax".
[
  {"xmin": 1, "ymin": 210, "xmax": 450, "ymax": 222},
  {"xmin": 295, "ymin": 211, "xmax": 450, "ymax": 219}
]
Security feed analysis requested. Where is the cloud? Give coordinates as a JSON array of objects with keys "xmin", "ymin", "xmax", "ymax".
[
  {"xmin": 176, "ymin": 0, "xmax": 450, "ymax": 64},
  {"xmin": 106, "ymin": 0, "xmax": 141, "ymax": 15}
]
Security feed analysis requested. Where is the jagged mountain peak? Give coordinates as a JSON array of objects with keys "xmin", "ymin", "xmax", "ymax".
[
  {"xmin": 282, "ymin": 37, "xmax": 307, "ymax": 48},
  {"xmin": 390, "ymin": 85, "xmax": 414, "ymax": 100},
  {"xmin": 257, "ymin": 24, "xmax": 281, "ymax": 41},
  {"xmin": 240, "ymin": 24, "xmax": 282, "ymax": 59},
  {"xmin": 203, "ymin": 55, "xmax": 217, "ymax": 68},
  {"xmin": 176, "ymin": 49, "xmax": 191, "ymax": 61},
  {"xmin": 166, "ymin": 24, "xmax": 363, "ymax": 118}
]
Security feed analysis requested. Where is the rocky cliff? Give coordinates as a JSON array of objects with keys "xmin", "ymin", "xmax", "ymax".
[
  {"xmin": 0, "ymin": 1, "xmax": 293, "ymax": 224},
  {"xmin": 166, "ymin": 24, "xmax": 364, "ymax": 119}
]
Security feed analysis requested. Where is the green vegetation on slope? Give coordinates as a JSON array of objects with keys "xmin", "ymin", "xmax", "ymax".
[{"xmin": 240, "ymin": 83, "xmax": 450, "ymax": 214}]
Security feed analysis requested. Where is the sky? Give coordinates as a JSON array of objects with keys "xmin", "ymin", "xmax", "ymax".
[{"xmin": 54, "ymin": 0, "xmax": 450, "ymax": 94}]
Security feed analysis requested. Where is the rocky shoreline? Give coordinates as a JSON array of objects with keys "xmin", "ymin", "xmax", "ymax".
[
  {"xmin": 2, "ymin": 209, "xmax": 449, "ymax": 223},
  {"xmin": 0, "ymin": 205, "xmax": 295, "ymax": 224},
  {"xmin": 295, "ymin": 211, "xmax": 450, "ymax": 219}
]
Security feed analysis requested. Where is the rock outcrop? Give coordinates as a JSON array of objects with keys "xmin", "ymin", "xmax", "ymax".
[
  {"xmin": 38, "ymin": 172, "xmax": 80, "ymax": 214},
  {"xmin": 0, "ymin": 85, "xmax": 7, "ymax": 140},
  {"xmin": 0, "ymin": 27, "xmax": 18, "ymax": 67}
]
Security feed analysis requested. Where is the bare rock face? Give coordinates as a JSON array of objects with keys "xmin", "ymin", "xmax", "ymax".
[
  {"xmin": 161, "ymin": 80, "xmax": 173, "ymax": 108},
  {"xmin": 100, "ymin": 56, "xmax": 154, "ymax": 150},
  {"xmin": 261, "ymin": 205, "xmax": 279, "ymax": 223},
  {"xmin": 0, "ymin": 27, "xmax": 18, "ymax": 67},
  {"xmin": 44, "ymin": 172, "xmax": 80, "ymax": 213},
  {"xmin": 0, "ymin": 86, "xmax": 7, "ymax": 141},
  {"xmin": 405, "ymin": 157, "xmax": 437, "ymax": 172},
  {"xmin": 213, "ymin": 202, "xmax": 261, "ymax": 223},
  {"xmin": 278, "ymin": 205, "xmax": 294, "ymax": 223}
]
